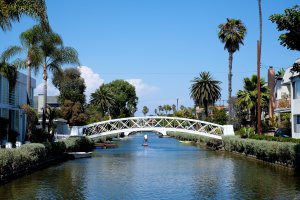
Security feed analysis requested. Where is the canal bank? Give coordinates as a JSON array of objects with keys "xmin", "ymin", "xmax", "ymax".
[
  {"xmin": 0, "ymin": 136, "xmax": 94, "ymax": 185},
  {"xmin": 1, "ymin": 132, "xmax": 300, "ymax": 199},
  {"xmin": 167, "ymin": 131, "xmax": 300, "ymax": 170}
]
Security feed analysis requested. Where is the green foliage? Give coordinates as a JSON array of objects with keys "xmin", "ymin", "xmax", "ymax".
[
  {"xmin": 101, "ymin": 80, "xmax": 138, "ymax": 118},
  {"xmin": 190, "ymin": 71, "xmax": 221, "ymax": 117},
  {"xmin": 61, "ymin": 100, "xmax": 87, "ymax": 126},
  {"xmin": 26, "ymin": 128, "xmax": 53, "ymax": 143},
  {"xmin": 269, "ymin": 5, "xmax": 300, "ymax": 51},
  {"xmin": 167, "ymin": 131, "xmax": 223, "ymax": 150},
  {"xmin": 248, "ymin": 134, "xmax": 300, "ymax": 143},
  {"xmin": 21, "ymin": 104, "xmax": 38, "ymax": 135},
  {"xmin": 0, "ymin": 117, "xmax": 9, "ymax": 142},
  {"xmin": 63, "ymin": 136, "xmax": 94, "ymax": 152},
  {"xmin": 236, "ymin": 74, "xmax": 269, "ymax": 127},
  {"xmin": 53, "ymin": 67, "xmax": 86, "ymax": 105},
  {"xmin": 90, "ymin": 84, "xmax": 115, "ymax": 118},
  {"xmin": 218, "ymin": 18, "xmax": 247, "ymax": 53},
  {"xmin": 0, "ymin": 142, "xmax": 66, "ymax": 178},
  {"xmin": 223, "ymin": 136, "xmax": 299, "ymax": 166},
  {"xmin": 0, "ymin": 0, "xmax": 49, "ymax": 31},
  {"xmin": 210, "ymin": 107, "xmax": 228, "ymax": 125},
  {"xmin": 142, "ymin": 106, "xmax": 149, "ymax": 116}
]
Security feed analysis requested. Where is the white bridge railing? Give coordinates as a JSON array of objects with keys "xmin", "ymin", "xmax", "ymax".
[{"xmin": 81, "ymin": 116, "xmax": 234, "ymax": 140}]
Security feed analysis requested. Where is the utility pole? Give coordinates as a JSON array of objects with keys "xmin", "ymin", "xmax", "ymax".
[
  {"xmin": 257, "ymin": 40, "xmax": 262, "ymax": 135},
  {"xmin": 176, "ymin": 98, "xmax": 179, "ymax": 111}
]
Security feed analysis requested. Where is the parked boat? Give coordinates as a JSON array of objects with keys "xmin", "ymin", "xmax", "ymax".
[
  {"xmin": 94, "ymin": 142, "xmax": 118, "ymax": 149},
  {"xmin": 67, "ymin": 152, "xmax": 92, "ymax": 159}
]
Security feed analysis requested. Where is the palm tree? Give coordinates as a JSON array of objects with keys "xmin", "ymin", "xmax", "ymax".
[
  {"xmin": 0, "ymin": 46, "xmax": 22, "ymax": 92},
  {"xmin": 190, "ymin": 71, "xmax": 221, "ymax": 117},
  {"xmin": 36, "ymin": 26, "xmax": 80, "ymax": 129},
  {"xmin": 237, "ymin": 74, "xmax": 269, "ymax": 126},
  {"xmin": 0, "ymin": 46, "xmax": 22, "ymax": 140},
  {"xmin": 142, "ymin": 106, "xmax": 149, "ymax": 116},
  {"xmin": 0, "ymin": 0, "xmax": 48, "ymax": 31},
  {"xmin": 20, "ymin": 25, "xmax": 43, "ymax": 105},
  {"xmin": 90, "ymin": 84, "xmax": 115, "ymax": 119},
  {"xmin": 218, "ymin": 18, "xmax": 247, "ymax": 116}
]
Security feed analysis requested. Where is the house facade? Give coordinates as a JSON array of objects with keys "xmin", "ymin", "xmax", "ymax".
[
  {"xmin": 274, "ymin": 59, "xmax": 300, "ymax": 138},
  {"xmin": 0, "ymin": 72, "xmax": 36, "ymax": 143}
]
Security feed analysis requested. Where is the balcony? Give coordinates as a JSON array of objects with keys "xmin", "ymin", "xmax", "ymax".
[{"xmin": 274, "ymin": 98, "xmax": 291, "ymax": 113}]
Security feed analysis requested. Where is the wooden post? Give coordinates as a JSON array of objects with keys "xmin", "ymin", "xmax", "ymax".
[{"xmin": 257, "ymin": 40, "xmax": 262, "ymax": 134}]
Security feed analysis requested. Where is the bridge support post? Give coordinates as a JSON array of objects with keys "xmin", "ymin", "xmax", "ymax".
[{"xmin": 223, "ymin": 125, "xmax": 234, "ymax": 136}]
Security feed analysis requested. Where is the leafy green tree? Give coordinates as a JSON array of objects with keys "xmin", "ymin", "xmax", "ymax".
[
  {"xmin": 218, "ymin": 18, "xmax": 247, "ymax": 116},
  {"xmin": 0, "ymin": 0, "xmax": 49, "ymax": 31},
  {"xmin": 158, "ymin": 105, "xmax": 163, "ymax": 115},
  {"xmin": 53, "ymin": 67, "xmax": 86, "ymax": 105},
  {"xmin": 21, "ymin": 104, "xmax": 38, "ymax": 136},
  {"xmin": 142, "ymin": 106, "xmax": 149, "ymax": 116},
  {"xmin": 103, "ymin": 80, "xmax": 138, "ymax": 118},
  {"xmin": 61, "ymin": 100, "xmax": 87, "ymax": 126},
  {"xmin": 190, "ymin": 71, "xmax": 221, "ymax": 117},
  {"xmin": 90, "ymin": 84, "xmax": 115, "ymax": 118},
  {"xmin": 210, "ymin": 107, "xmax": 228, "ymax": 125},
  {"xmin": 20, "ymin": 25, "xmax": 43, "ymax": 105},
  {"xmin": 237, "ymin": 74, "xmax": 269, "ymax": 127},
  {"xmin": 270, "ymin": 5, "xmax": 300, "ymax": 51}
]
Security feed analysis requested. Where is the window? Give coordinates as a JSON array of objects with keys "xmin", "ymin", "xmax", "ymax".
[
  {"xmin": 293, "ymin": 80, "xmax": 300, "ymax": 99},
  {"xmin": 297, "ymin": 115, "xmax": 300, "ymax": 124}
]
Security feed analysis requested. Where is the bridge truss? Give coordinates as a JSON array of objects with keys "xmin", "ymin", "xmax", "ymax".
[{"xmin": 81, "ymin": 116, "xmax": 233, "ymax": 140}]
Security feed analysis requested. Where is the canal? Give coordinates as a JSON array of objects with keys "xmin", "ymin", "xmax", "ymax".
[{"xmin": 1, "ymin": 132, "xmax": 300, "ymax": 199}]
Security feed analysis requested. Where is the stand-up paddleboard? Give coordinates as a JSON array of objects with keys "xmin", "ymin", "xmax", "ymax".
[{"xmin": 142, "ymin": 142, "xmax": 148, "ymax": 146}]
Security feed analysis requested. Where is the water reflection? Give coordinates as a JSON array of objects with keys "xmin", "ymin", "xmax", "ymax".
[{"xmin": 1, "ymin": 132, "xmax": 300, "ymax": 199}]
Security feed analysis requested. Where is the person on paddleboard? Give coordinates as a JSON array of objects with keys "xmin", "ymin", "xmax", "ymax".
[{"xmin": 144, "ymin": 134, "xmax": 148, "ymax": 143}]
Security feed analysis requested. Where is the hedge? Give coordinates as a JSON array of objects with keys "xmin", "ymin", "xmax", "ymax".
[
  {"xmin": 0, "ymin": 136, "xmax": 94, "ymax": 183},
  {"xmin": 167, "ymin": 131, "xmax": 223, "ymax": 149},
  {"xmin": 63, "ymin": 136, "xmax": 94, "ymax": 152},
  {"xmin": 223, "ymin": 136, "xmax": 300, "ymax": 167}
]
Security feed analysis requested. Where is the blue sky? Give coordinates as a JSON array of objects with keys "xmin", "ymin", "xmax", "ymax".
[{"xmin": 0, "ymin": 1, "xmax": 299, "ymax": 115}]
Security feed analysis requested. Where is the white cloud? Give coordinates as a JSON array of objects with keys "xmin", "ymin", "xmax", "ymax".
[
  {"xmin": 34, "ymin": 80, "xmax": 59, "ymax": 96},
  {"xmin": 126, "ymin": 79, "xmax": 159, "ymax": 97},
  {"xmin": 78, "ymin": 66, "xmax": 104, "ymax": 100}
]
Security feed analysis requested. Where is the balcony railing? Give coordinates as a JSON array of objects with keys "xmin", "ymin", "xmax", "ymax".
[{"xmin": 275, "ymin": 98, "xmax": 291, "ymax": 110}]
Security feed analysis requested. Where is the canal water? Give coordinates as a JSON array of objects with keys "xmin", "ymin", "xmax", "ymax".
[{"xmin": 1, "ymin": 132, "xmax": 300, "ymax": 200}]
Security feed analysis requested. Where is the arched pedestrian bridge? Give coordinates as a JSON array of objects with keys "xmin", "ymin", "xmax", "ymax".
[{"xmin": 79, "ymin": 116, "xmax": 234, "ymax": 140}]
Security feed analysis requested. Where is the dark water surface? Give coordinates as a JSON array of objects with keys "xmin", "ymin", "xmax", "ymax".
[{"xmin": 1, "ymin": 133, "xmax": 300, "ymax": 200}]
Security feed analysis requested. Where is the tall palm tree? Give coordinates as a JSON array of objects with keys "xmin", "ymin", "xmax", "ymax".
[
  {"xmin": 20, "ymin": 25, "xmax": 43, "ymax": 105},
  {"xmin": 0, "ymin": 46, "xmax": 22, "ymax": 92},
  {"xmin": 0, "ymin": 0, "xmax": 48, "ymax": 31},
  {"xmin": 36, "ymin": 27, "xmax": 80, "ymax": 129},
  {"xmin": 237, "ymin": 74, "xmax": 269, "ymax": 126},
  {"xmin": 190, "ymin": 71, "xmax": 221, "ymax": 117},
  {"xmin": 218, "ymin": 18, "xmax": 247, "ymax": 116},
  {"xmin": 90, "ymin": 84, "xmax": 115, "ymax": 119}
]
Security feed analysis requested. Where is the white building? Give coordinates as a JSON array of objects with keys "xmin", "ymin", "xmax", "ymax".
[
  {"xmin": 274, "ymin": 59, "xmax": 300, "ymax": 138},
  {"xmin": 0, "ymin": 72, "xmax": 36, "ymax": 143}
]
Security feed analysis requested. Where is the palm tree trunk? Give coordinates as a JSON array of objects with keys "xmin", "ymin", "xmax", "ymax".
[
  {"xmin": 204, "ymin": 101, "xmax": 208, "ymax": 117},
  {"xmin": 228, "ymin": 52, "xmax": 233, "ymax": 119},
  {"xmin": 258, "ymin": 0, "xmax": 262, "ymax": 53},
  {"xmin": 26, "ymin": 63, "xmax": 31, "ymax": 105},
  {"xmin": 42, "ymin": 63, "xmax": 47, "ymax": 130}
]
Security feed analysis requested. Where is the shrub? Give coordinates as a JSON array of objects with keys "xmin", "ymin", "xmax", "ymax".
[
  {"xmin": 248, "ymin": 134, "xmax": 300, "ymax": 143},
  {"xmin": 167, "ymin": 131, "xmax": 223, "ymax": 149},
  {"xmin": 0, "ymin": 142, "xmax": 67, "ymax": 180},
  {"xmin": 63, "ymin": 136, "xmax": 94, "ymax": 152},
  {"xmin": 223, "ymin": 136, "xmax": 298, "ymax": 166}
]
